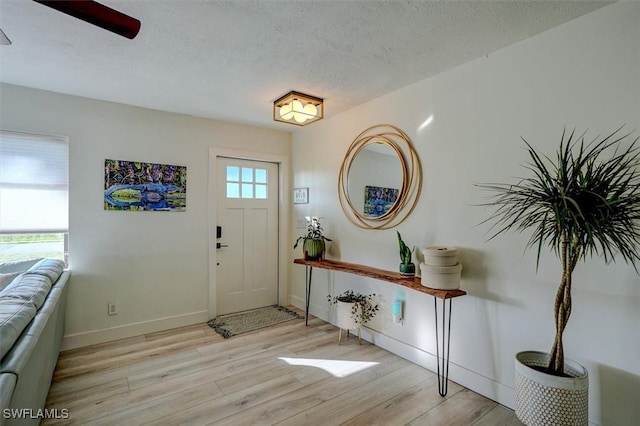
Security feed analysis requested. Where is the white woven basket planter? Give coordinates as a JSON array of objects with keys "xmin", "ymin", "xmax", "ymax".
[
  {"xmin": 515, "ymin": 351, "xmax": 589, "ymax": 426},
  {"xmin": 420, "ymin": 262, "xmax": 462, "ymax": 290},
  {"xmin": 422, "ymin": 246, "xmax": 458, "ymax": 267}
]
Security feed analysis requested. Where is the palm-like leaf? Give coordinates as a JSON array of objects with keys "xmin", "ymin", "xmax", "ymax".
[{"xmin": 478, "ymin": 127, "xmax": 640, "ymax": 374}]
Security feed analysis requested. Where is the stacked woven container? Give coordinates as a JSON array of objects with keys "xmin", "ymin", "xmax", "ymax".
[{"xmin": 420, "ymin": 246, "xmax": 462, "ymax": 290}]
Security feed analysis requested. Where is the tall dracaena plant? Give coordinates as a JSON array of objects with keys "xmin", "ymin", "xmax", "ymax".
[{"xmin": 478, "ymin": 128, "xmax": 640, "ymax": 375}]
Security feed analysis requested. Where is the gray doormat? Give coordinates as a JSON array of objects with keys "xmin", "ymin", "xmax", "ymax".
[{"xmin": 207, "ymin": 305, "xmax": 302, "ymax": 338}]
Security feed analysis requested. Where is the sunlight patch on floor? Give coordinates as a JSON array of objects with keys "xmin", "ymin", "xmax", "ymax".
[{"xmin": 278, "ymin": 357, "xmax": 379, "ymax": 378}]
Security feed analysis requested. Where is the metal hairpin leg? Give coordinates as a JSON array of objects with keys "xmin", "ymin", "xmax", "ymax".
[
  {"xmin": 434, "ymin": 297, "xmax": 453, "ymax": 397},
  {"xmin": 305, "ymin": 266, "xmax": 313, "ymax": 326}
]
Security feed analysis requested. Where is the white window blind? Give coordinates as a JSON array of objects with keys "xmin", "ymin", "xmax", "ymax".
[{"xmin": 0, "ymin": 130, "xmax": 69, "ymax": 232}]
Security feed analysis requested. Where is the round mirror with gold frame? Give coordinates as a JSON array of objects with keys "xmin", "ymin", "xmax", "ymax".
[{"xmin": 338, "ymin": 124, "xmax": 422, "ymax": 229}]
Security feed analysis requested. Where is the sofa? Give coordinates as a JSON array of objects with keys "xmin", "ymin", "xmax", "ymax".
[{"xmin": 0, "ymin": 258, "xmax": 70, "ymax": 425}]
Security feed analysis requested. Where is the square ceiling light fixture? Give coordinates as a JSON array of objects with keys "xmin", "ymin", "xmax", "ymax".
[{"xmin": 273, "ymin": 91, "xmax": 323, "ymax": 126}]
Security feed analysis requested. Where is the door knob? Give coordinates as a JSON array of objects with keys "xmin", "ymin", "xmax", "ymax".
[{"xmin": 216, "ymin": 243, "xmax": 229, "ymax": 249}]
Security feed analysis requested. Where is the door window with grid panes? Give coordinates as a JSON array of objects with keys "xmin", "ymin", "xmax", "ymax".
[{"xmin": 226, "ymin": 166, "xmax": 268, "ymax": 199}]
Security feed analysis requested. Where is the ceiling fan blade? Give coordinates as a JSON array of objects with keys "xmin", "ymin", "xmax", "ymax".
[{"xmin": 34, "ymin": 0, "xmax": 141, "ymax": 39}]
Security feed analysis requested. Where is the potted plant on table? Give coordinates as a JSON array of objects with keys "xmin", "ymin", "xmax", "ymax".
[
  {"xmin": 328, "ymin": 290, "xmax": 379, "ymax": 344},
  {"xmin": 294, "ymin": 217, "xmax": 332, "ymax": 260},
  {"xmin": 479, "ymin": 128, "xmax": 640, "ymax": 425},
  {"xmin": 397, "ymin": 231, "xmax": 416, "ymax": 276}
]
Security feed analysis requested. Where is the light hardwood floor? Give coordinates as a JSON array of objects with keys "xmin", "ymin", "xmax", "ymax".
[{"xmin": 44, "ymin": 310, "xmax": 522, "ymax": 425}]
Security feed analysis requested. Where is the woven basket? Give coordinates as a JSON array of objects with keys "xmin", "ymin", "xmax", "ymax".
[
  {"xmin": 422, "ymin": 246, "xmax": 458, "ymax": 267},
  {"xmin": 515, "ymin": 351, "xmax": 589, "ymax": 426},
  {"xmin": 420, "ymin": 262, "xmax": 462, "ymax": 289}
]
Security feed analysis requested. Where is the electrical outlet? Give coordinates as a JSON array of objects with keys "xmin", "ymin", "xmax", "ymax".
[{"xmin": 108, "ymin": 302, "xmax": 119, "ymax": 316}]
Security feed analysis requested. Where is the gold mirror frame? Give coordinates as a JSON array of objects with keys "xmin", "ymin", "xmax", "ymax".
[{"xmin": 338, "ymin": 124, "xmax": 422, "ymax": 229}]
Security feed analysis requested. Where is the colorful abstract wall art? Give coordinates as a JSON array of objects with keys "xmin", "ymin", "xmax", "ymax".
[
  {"xmin": 364, "ymin": 185, "xmax": 398, "ymax": 218},
  {"xmin": 104, "ymin": 159, "xmax": 186, "ymax": 212}
]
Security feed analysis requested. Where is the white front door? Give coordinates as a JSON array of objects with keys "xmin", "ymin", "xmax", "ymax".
[{"xmin": 216, "ymin": 157, "xmax": 279, "ymax": 315}]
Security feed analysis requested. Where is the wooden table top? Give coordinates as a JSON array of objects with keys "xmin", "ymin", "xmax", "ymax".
[{"xmin": 294, "ymin": 258, "xmax": 466, "ymax": 299}]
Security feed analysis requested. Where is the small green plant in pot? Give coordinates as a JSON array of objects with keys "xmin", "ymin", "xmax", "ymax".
[
  {"xmin": 328, "ymin": 290, "xmax": 379, "ymax": 344},
  {"xmin": 478, "ymin": 128, "xmax": 640, "ymax": 425},
  {"xmin": 294, "ymin": 217, "xmax": 332, "ymax": 260},
  {"xmin": 397, "ymin": 231, "xmax": 415, "ymax": 276}
]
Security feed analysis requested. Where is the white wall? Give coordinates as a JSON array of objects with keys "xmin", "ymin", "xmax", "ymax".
[
  {"xmin": 0, "ymin": 83, "xmax": 291, "ymax": 348},
  {"xmin": 290, "ymin": 3, "xmax": 640, "ymax": 425}
]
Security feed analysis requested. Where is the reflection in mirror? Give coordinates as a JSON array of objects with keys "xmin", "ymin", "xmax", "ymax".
[
  {"xmin": 338, "ymin": 124, "xmax": 422, "ymax": 230},
  {"xmin": 348, "ymin": 143, "xmax": 403, "ymax": 218}
]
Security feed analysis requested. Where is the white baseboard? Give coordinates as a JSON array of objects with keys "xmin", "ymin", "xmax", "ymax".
[
  {"xmin": 290, "ymin": 295, "xmax": 306, "ymax": 311},
  {"xmin": 61, "ymin": 310, "xmax": 209, "ymax": 350},
  {"xmin": 290, "ymin": 296, "xmax": 515, "ymax": 409}
]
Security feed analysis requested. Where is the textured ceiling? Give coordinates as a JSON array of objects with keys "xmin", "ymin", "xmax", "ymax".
[{"xmin": 0, "ymin": 1, "xmax": 611, "ymax": 130}]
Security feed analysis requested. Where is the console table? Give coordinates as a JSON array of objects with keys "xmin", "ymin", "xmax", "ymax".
[{"xmin": 294, "ymin": 258, "xmax": 466, "ymax": 396}]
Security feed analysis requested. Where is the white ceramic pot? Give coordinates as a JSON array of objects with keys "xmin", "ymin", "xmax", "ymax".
[
  {"xmin": 420, "ymin": 262, "xmax": 462, "ymax": 289},
  {"xmin": 422, "ymin": 246, "xmax": 458, "ymax": 267},
  {"xmin": 335, "ymin": 300, "xmax": 359, "ymax": 331},
  {"xmin": 515, "ymin": 351, "xmax": 589, "ymax": 426}
]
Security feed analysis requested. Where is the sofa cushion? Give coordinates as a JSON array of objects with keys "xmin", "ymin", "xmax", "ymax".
[
  {"xmin": 0, "ymin": 258, "xmax": 43, "ymax": 274},
  {"xmin": 1, "ymin": 274, "xmax": 52, "ymax": 312},
  {"xmin": 0, "ymin": 259, "xmax": 65, "ymax": 360},
  {"xmin": 0, "ymin": 259, "xmax": 64, "ymax": 307},
  {"xmin": 0, "ymin": 272, "xmax": 21, "ymax": 292},
  {"xmin": 23, "ymin": 259, "xmax": 65, "ymax": 284},
  {"xmin": 0, "ymin": 298, "xmax": 37, "ymax": 360}
]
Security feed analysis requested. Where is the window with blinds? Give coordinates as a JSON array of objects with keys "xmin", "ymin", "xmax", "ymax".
[{"xmin": 0, "ymin": 130, "xmax": 69, "ymax": 264}]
